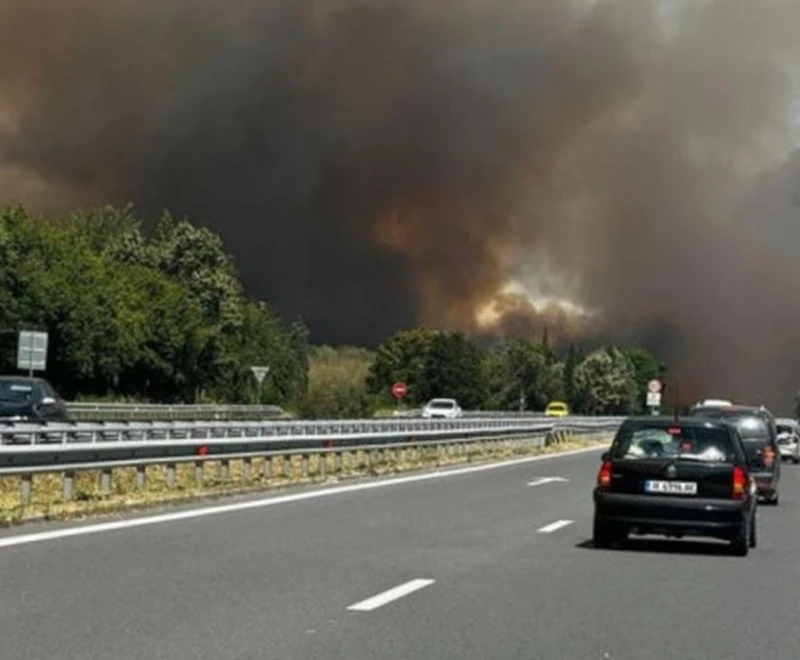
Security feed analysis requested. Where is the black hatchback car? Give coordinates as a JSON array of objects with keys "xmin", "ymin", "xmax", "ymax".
[
  {"xmin": 0, "ymin": 376, "xmax": 69, "ymax": 423},
  {"xmin": 593, "ymin": 417, "xmax": 757, "ymax": 556},
  {"xmin": 690, "ymin": 405, "xmax": 780, "ymax": 505}
]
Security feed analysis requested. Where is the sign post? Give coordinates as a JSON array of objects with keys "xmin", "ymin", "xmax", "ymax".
[
  {"xmin": 647, "ymin": 378, "xmax": 662, "ymax": 416},
  {"xmin": 391, "ymin": 381, "xmax": 408, "ymax": 411},
  {"xmin": 17, "ymin": 331, "xmax": 48, "ymax": 377},
  {"xmin": 251, "ymin": 365, "xmax": 270, "ymax": 405}
]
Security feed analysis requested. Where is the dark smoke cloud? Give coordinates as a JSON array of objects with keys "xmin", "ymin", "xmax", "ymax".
[{"xmin": 2, "ymin": 0, "xmax": 800, "ymax": 409}]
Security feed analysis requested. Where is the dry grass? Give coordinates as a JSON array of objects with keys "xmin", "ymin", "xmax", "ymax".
[{"xmin": 0, "ymin": 434, "xmax": 611, "ymax": 525}]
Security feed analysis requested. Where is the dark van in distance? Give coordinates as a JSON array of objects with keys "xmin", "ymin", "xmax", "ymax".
[{"xmin": 691, "ymin": 405, "xmax": 780, "ymax": 505}]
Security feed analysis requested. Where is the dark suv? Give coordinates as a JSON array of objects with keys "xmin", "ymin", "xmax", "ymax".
[
  {"xmin": 691, "ymin": 405, "xmax": 780, "ymax": 505},
  {"xmin": 593, "ymin": 417, "xmax": 758, "ymax": 555},
  {"xmin": 0, "ymin": 376, "xmax": 69, "ymax": 423}
]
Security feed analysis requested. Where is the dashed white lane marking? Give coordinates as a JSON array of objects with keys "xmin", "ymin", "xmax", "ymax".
[
  {"xmin": 0, "ymin": 444, "xmax": 605, "ymax": 550},
  {"xmin": 347, "ymin": 579, "xmax": 436, "ymax": 612},
  {"xmin": 537, "ymin": 519, "xmax": 574, "ymax": 534},
  {"xmin": 527, "ymin": 476, "xmax": 569, "ymax": 487}
]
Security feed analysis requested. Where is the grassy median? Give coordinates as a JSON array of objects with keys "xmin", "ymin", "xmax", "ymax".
[{"xmin": 0, "ymin": 434, "xmax": 611, "ymax": 526}]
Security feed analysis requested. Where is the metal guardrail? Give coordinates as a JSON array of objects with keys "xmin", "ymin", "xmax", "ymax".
[
  {"xmin": 65, "ymin": 402, "xmax": 290, "ymax": 421},
  {"xmin": 0, "ymin": 416, "xmax": 623, "ymax": 446},
  {"xmin": 0, "ymin": 419, "xmax": 621, "ymax": 505},
  {"xmin": 66, "ymin": 402, "xmax": 562, "ymax": 422}
]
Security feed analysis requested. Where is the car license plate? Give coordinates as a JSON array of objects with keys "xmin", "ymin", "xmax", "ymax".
[{"xmin": 644, "ymin": 480, "xmax": 697, "ymax": 495}]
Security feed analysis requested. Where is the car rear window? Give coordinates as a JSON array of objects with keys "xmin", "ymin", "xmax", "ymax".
[
  {"xmin": 777, "ymin": 424, "xmax": 795, "ymax": 435},
  {"xmin": 428, "ymin": 400, "xmax": 455, "ymax": 409},
  {"xmin": 610, "ymin": 425, "xmax": 737, "ymax": 462}
]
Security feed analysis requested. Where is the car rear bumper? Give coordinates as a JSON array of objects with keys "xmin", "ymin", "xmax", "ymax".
[
  {"xmin": 594, "ymin": 491, "xmax": 749, "ymax": 537},
  {"xmin": 750, "ymin": 470, "xmax": 778, "ymax": 495}
]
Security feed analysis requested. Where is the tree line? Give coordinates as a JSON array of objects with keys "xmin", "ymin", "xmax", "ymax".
[
  {"xmin": 0, "ymin": 205, "xmax": 308, "ymax": 404},
  {"xmin": 0, "ymin": 204, "xmax": 666, "ymax": 416}
]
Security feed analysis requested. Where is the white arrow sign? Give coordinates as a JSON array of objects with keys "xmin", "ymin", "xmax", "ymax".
[{"xmin": 526, "ymin": 476, "xmax": 570, "ymax": 487}]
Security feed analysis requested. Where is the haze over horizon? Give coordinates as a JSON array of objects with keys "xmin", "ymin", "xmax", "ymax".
[{"xmin": 2, "ymin": 0, "xmax": 800, "ymax": 410}]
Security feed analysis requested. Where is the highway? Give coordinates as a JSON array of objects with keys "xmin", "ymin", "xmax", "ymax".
[{"xmin": 1, "ymin": 446, "xmax": 799, "ymax": 659}]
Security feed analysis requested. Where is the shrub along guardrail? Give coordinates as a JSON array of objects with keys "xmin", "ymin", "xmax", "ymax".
[{"xmin": 0, "ymin": 418, "xmax": 621, "ymax": 506}]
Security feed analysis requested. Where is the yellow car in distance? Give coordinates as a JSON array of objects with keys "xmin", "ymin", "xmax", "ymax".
[{"xmin": 545, "ymin": 401, "xmax": 570, "ymax": 417}]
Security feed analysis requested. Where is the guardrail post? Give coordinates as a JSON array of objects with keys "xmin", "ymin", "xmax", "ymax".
[
  {"xmin": 136, "ymin": 465, "xmax": 147, "ymax": 490},
  {"xmin": 302, "ymin": 455, "xmax": 309, "ymax": 479},
  {"xmin": 100, "ymin": 468, "xmax": 112, "ymax": 495},
  {"xmin": 20, "ymin": 474, "xmax": 32, "ymax": 505},
  {"xmin": 218, "ymin": 459, "xmax": 229, "ymax": 482},
  {"xmin": 166, "ymin": 464, "xmax": 176, "ymax": 488},
  {"xmin": 243, "ymin": 457, "xmax": 252, "ymax": 482},
  {"xmin": 282, "ymin": 455, "xmax": 291, "ymax": 479},
  {"xmin": 335, "ymin": 453, "xmax": 343, "ymax": 473},
  {"xmin": 263, "ymin": 457, "xmax": 272, "ymax": 480},
  {"xmin": 318, "ymin": 454, "xmax": 326, "ymax": 478},
  {"xmin": 194, "ymin": 461, "xmax": 204, "ymax": 484},
  {"xmin": 63, "ymin": 471, "xmax": 74, "ymax": 500}
]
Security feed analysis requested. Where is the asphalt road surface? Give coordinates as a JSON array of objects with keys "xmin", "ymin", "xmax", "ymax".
[{"xmin": 1, "ymin": 446, "xmax": 800, "ymax": 660}]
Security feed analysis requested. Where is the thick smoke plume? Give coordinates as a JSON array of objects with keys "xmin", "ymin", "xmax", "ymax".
[{"xmin": 2, "ymin": 0, "xmax": 800, "ymax": 409}]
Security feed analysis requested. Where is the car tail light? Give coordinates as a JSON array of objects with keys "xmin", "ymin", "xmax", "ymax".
[
  {"xmin": 732, "ymin": 465, "xmax": 747, "ymax": 500},
  {"xmin": 764, "ymin": 446, "xmax": 775, "ymax": 467},
  {"xmin": 597, "ymin": 460, "xmax": 612, "ymax": 491}
]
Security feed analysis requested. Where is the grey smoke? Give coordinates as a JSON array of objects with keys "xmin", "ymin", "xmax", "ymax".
[{"xmin": 1, "ymin": 0, "xmax": 800, "ymax": 409}]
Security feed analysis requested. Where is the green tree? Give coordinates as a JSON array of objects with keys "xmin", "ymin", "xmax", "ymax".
[
  {"xmin": 563, "ymin": 343, "xmax": 584, "ymax": 410},
  {"xmin": 573, "ymin": 347, "xmax": 638, "ymax": 415},
  {"xmin": 420, "ymin": 332, "xmax": 484, "ymax": 409},
  {"xmin": 620, "ymin": 347, "xmax": 667, "ymax": 414},
  {"xmin": 367, "ymin": 329, "xmax": 484, "ymax": 408},
  {"xmin": 367, "ymin": 327, "xmax": 439, "ymax": 404},
  {"xmin": 481, "ymin": 338, "xmax": 562, "ymax": 411}
]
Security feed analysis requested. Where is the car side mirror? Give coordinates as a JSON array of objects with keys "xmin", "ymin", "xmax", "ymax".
[{"xmin": 40, "ymin": 396, "xmax": 56, "ymax": 406}]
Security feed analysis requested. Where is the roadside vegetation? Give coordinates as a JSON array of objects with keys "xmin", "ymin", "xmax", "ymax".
[{"xmin": 1, "ymin": 204, "xmax": 665, "ymax": 417}]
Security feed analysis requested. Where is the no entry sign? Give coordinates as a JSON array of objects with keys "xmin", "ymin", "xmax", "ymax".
[{"xmin": 391, "ymin": 381, "xmax": 408, "ymax": 400}]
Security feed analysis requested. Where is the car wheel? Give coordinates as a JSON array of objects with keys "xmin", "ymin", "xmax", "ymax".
[
  {"xmin": 793, "ymin": 457, "xmax": 799, "ymax": 465},
  {"xmin": 731, "ymin": 522, "xmax": 749, "ymax": 557},
  {"xmin": 749, "ymin": 513, "xmax": 757, "ymax": 548},
  {"xmin": 593, "ymin": 517, "xmax": 623, "ymax": 549}
]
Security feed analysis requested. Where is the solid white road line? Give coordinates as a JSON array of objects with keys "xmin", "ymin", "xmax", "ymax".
[
  {"xmin": 537, "ymin": 519, "xmax": 574, "ymax": 534},
  {"xmin": 527, "ymin": 476, "xmax": 570, "ymax": 487},
  {"xmin": 0, "ymin": 444, "xmax": 605, "ymax": 550},
  {"xmin": 347, "ymin": 579, "xmax": 435, "ymax": 612}
]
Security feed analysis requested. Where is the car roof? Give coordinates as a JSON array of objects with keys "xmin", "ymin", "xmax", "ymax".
[
  {"xmin": 692, "ymin": 404, "xmax": 773, "ymax": 417},
  {"xmin": 621, "ymin": 416, "xmax": 732, "ymax": 431}
]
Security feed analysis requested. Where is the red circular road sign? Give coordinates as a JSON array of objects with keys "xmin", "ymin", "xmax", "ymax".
[
  {"xmin": 391, "ymin": 381, "xmax": 408, "ymax": 399},
  {"xmin": 648, "ymin": 379, "xmax": 662, "ymax": 393}
]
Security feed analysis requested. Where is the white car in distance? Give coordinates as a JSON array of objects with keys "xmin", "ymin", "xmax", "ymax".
[
  {"xmin": 776, "ymin": 418, "xmax": 800, "ymax": 464},
  {"xmin": 421, "ymin": 398, "xmax": 462, "ymax": 419}
]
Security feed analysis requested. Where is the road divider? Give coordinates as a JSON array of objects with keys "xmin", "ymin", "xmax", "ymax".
[{"xmin": 0, "ymin": 420, "xmax": 618, "ymax": 525}]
